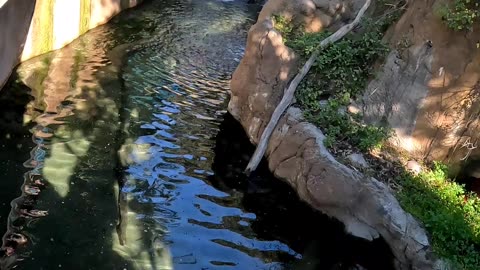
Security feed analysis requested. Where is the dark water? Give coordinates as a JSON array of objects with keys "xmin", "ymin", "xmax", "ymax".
[{"xmin": 0, "ymin": 0, "xmax": 394, "ymax": 269}]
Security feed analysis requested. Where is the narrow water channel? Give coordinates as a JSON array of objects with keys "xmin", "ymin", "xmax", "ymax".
[{"xmin": 0, "ymin": 0, "xmax": 395, "ymax": 269}]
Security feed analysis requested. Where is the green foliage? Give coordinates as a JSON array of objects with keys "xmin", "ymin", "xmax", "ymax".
[
  {"xmin": 286, "ymin": 31, "xmax": 331, "ymax": 56},
  {"xmin": 305, "ymin": 99, "xmax": 390, "ymax": 151},
  {"xmin": 290, "ymin": 21, "xmax": 390, "ymax": 151},
  {"xmin": 398, "ymin": 162, "xmax": 480, "ymax": 269},
  {"xmin": 439, "ymin": 0, "xmax": 480, "ymax": 30},
  {"xmin": 356, "ymin": 123, "xmax": 392, "ymax": 151},
  {"xmin": 294, "ymin": 21, "xmax": 388, "ymax": 103},
  {"xmin": 272, "ymin": 15, "xmax": 295, "ymax": 42}
]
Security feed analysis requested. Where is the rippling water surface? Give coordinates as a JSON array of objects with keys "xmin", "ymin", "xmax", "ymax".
[{"xmin": 0, "ymin": 0, "xmax": 395, "ymax": 269}]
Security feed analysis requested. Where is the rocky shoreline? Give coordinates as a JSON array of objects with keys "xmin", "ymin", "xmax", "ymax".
[{"xmin": 227, "ymin": 1, "xmax": 446, "ymax": 269}]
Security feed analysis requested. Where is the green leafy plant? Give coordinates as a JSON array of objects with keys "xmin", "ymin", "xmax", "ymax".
[
  {"xmin": 398, "ymin": 162, "xmax": 480, "ymax": 270},
  {"xmin": 289, "ymin": 20, "xmax": 390, "ymax": 151},
  {"xmin": 293, "ymin": 21, "xmax": 388, "ymax": 99},
  {"xmin": 305, "ymin": 99, "xmax": 390, "ymax": 151},
  {"xmin": 286, "ymin": 31, "xmax": 331, "ymax": 55},
  {"xmin": 439, "ymin": 0, "xmax": 480, "ymax": 30},
  {"xmin": 272, "ymin": 15, "xmax": 295, "ymax": 42}
]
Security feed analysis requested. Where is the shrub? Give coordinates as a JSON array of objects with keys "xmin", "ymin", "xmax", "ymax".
[
  {"xmin": 439, "ymin": 0, "xmax": 480, "ymax": 30},
  {"xmin": 305, "ymin": 99, "xmax": 390, "ymax": 151},
  {"xmin": 398, "ymin": 162, "xmax": 480, "ymax": 270},
  {"xmin": 272, "ymin": 15, "xmax": 295, "ymax": 42},
  {"xmin": 288, "ymin": 20, "xmax": 390, "ymax": 151}
]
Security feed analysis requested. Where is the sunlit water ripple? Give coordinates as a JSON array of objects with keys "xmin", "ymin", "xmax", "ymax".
[
  {"xmin": 0, "ymin": 0, "xmax": 299, "ymax": 269},
  {"xmin": 118, "ymin": 1, "xmax": 300, "ymax": 268}
]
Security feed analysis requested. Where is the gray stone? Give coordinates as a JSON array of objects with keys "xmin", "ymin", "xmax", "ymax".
[{"xmin": 347, "ymin": 153, "xmax": 369, "ymax": 169}]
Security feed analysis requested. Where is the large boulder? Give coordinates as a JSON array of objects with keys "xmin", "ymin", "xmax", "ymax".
[
  {"xmin": 361, "ymin": 0, "xmax": 480, "ymax": 173},
  {"xmin": 229, "ymin": 0, "xmax": 444, "ymax": 269}
]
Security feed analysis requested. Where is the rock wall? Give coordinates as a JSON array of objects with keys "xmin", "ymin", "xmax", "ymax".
[
  {"xmin": 228, "ymin": 0, "xmax": 445, "ymax": 269},
  {"xmin": 361, "ymin": 0, "xmax": 480, "ymax": 173},
  {"xmin": 0, "ymin": 0, "xmax": 143, "ymax": 90}
]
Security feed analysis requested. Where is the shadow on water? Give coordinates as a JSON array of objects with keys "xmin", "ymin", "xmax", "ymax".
[
  {"xmin": 0, "ymin": 78, "xmax": 35, "ymax": 268},
  {"xmin": 0, "ymin": 6, "xmax": 163, "ymax": 268},
  {"xmin": 210, "ymin": 113, "xmax": 395, "ymax": 270},
  {"xmin": 0, "ymin": 55, "xmax": 139, "ymax": 270},
  {"xmin": 0, "ymin": 78, "xmax": 33, "ymax": 216}
]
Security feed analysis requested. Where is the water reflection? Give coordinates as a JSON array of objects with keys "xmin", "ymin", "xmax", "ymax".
[
  {"xmin": 0, "ymin": 79, "xmax": 35, "ymax": 269},
  {"xmin": 116, "ymin": 0, "xmax": 298, "ymax": 268},
  {"xmin": 8, "ymin": 21, "xmax": 142, "ymax": 270}
]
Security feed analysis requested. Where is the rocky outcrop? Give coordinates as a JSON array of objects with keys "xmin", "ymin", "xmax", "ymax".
[
  {"xmin": 361, "ymin": 0, "xmax": 480, "ymax": 173},
  {"xmin": 228, "ymin": 0, "xmax": 445, "ymax": 269},
  {"xmin": 0, "ymin": 0, "xmax": 143, "ymax": 89}
]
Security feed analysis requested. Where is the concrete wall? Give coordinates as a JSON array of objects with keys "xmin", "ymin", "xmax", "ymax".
[
  {"xmin": 0, "ymin": 0, "xmax": 36, "ymax": 90},
  {"xmin": 0, "ymin": 0, "xmax": 143, "ymax": 89}
]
